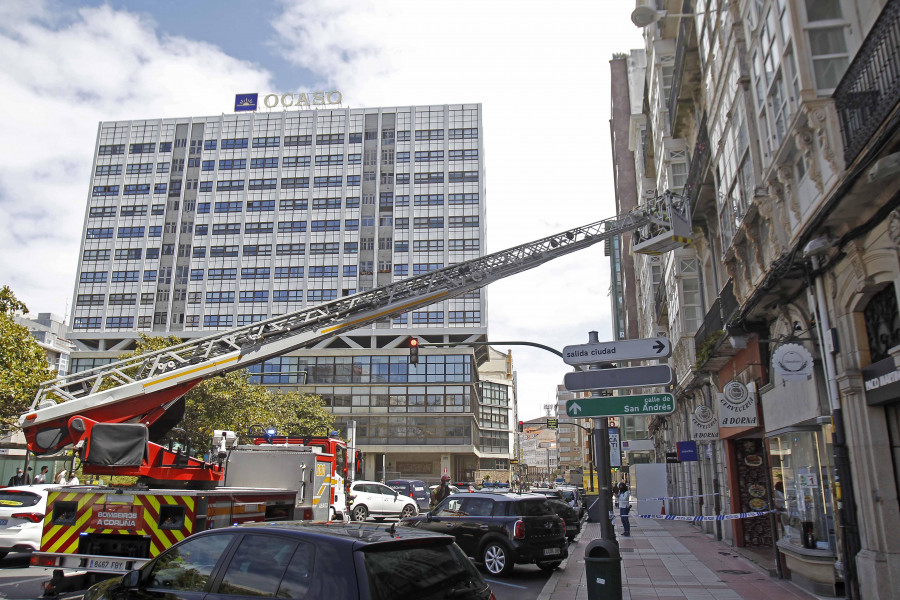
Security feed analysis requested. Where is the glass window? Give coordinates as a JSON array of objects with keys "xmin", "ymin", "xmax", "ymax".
[
  {"xmin": 146, "ymin": 533, "xmax": 234, "ymax": 592},
  {"xmin": 217, "ymin": 534, "xmax": 311, "ymax": 598}
]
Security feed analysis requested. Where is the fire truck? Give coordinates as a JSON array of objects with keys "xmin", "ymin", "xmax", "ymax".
[{"xmin": 18, "ymin": 192, "xmax": 689, "ymax": 588}]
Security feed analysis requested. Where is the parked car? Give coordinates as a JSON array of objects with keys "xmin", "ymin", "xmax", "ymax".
[
  {"xmin": 83, "ymin": 521, "xmax": 494, "ymax": 600},
  {"xmin": 386, "ymin": 479, "xmax": 431, "ymax": 511},
  {"xmin": 530, "ymin": 494, "xmax": 581, "ymax": 541},
  {"xmin": 401, "ymin": 492, "xmax": 567, "ymax": 577},
  {"xmin": 348, "ymin": 480, "xmax": 419, "ymax": 521},
  {"xmin": 0, "ymin": 485, "xmax": 54, "ymax": 559},
  {"xmin": 555, "ymin": 486, "xmax": 585, "ymax": 519}
]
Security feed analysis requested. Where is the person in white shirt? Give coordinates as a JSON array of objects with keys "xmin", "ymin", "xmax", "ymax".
[
  {"xmin": 617, "ymin": 482, "xmax": 631, "ymax": 536},
  {"xmin": 33, "ymin": 466, "xmax": 49, "ymax": 484}
]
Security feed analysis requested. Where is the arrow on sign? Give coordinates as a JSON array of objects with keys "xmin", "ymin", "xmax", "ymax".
[
  {"xmin": 653, "ymin": 339, "xmax": 666, "ymax": 354},
  {"xmin": 569, "ymin": 402, "xmax": 582, "ymax": 415}
]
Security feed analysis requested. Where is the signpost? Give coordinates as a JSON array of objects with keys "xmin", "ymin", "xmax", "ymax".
[
  {"xmin": 563, "ymin": 365, "xmax": 673, "ymax": 391},
  {"xmin": 566, "ymin": 393, "xmax": 675, "ymax": 418},
  {"xmin": 562, "ymin": 337, "xmax": 671, "ymax": 365}
]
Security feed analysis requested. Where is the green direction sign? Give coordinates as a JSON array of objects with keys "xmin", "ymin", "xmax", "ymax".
[{"xmin": 566, "ymin": 393, "xmax": 676, "ymax": 418}]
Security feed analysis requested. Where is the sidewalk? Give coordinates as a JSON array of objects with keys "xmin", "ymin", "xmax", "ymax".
[{"xmin": 539, "ymin": 517, "xmax": 820, "ymax": 600}]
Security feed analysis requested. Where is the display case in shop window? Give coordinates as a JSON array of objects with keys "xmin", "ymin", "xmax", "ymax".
[{"xmin": 767, "ymin": 427, "xmax": 837, "ymax": 553}]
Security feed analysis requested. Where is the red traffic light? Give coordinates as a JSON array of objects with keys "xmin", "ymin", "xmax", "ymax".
[
  {"xmin": 409, "ymin": 338, "xmax": 419, "ymax": 347},
  {"xmin": 408, "ymin": 336, "xmax": 420, "ymax": 365}
]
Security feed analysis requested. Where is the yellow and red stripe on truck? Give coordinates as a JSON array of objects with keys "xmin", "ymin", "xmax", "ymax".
[{"xmin": 41, "ymin": 490, "xmax": 196, "ymax": 558}]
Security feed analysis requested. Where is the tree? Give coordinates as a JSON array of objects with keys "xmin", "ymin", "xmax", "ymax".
[
  {"xmin": 0, "ymin": 286, "xmax": 54, "ymax": 427},
  {"xmin": 120, "ymin": 335, "xmax": 333, "ymax": 453}
]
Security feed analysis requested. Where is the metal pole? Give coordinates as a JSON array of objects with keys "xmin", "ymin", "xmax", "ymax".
[{"xmin": 588, "ymin": 330, "xmax": 616, "ymax": 541}]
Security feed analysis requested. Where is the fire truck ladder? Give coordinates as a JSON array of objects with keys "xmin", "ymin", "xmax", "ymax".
[{"xmin": 21, "ymin": 192, "xmax": 689, "ymax": 459}]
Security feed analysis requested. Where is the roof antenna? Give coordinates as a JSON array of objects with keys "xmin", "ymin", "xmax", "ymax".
[{"xmin": 387, "ymin": 521, "xmax": 397, "ymax": 536}]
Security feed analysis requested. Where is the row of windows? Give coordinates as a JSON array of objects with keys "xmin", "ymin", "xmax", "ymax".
[
  {"xmin": 247, "ymin": 354, "xmax": 473, "ymax": 385},
  {"xmin": 97, "ymin": 129, "xmax": 479, "ymax": 160}
]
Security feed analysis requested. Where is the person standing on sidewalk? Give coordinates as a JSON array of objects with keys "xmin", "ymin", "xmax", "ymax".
[{"xmin": 617, "ymin": 482, "xmax": 632, "ymax": 536}]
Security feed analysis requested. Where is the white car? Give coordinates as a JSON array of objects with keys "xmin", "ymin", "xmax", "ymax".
[
  {"xmin": 0, "ymin": 485, "xmax": 56, "ymax": 559},
  {"xmin": 347, "ymin": 480, "xmax": 418, "ymax": 521}
]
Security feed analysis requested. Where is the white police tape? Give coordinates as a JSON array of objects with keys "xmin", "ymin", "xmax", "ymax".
[
  {"xmin": 638, "ymin": 493, "xmax": 721, "ymax": 501},
  {"xmin": 635, "ymin": 510, "xmax": 775, "ymax": 522}
]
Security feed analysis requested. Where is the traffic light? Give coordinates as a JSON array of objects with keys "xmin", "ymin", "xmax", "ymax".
[
  {"xmin": 518, "ymin": 420, "xmax": 524, "ymax": 432},
  {"xmin": 408, "ymin": 336, "xmax": 420, "ymax": 365}
]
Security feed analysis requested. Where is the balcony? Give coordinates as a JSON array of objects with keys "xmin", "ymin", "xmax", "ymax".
[
  {"xmin": 654, "ymin": 280, "xmax": 668, "ymax": 323},
  {"xmin": 834, "ymin": 0, "xmax": 900, "ymax": 165},
  {"xmin": 682, "ymin": 113, "xmax": 710, "ymax": 216},
  {"xmin": 667, "ymin": 0, "xmax": 701, "ymax": 137},
  {"xmin": 693, "ymin": 280, "xmax": 741, "ymax": 370}
]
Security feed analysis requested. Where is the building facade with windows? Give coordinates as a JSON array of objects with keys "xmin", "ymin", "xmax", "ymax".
[
  {"xmin": 618, "ymin": 1, "xmax": 900, "ymax": 598},
  {"xmin": 68, "ymin": 103, "xmax": 515, "ymax": 484}
]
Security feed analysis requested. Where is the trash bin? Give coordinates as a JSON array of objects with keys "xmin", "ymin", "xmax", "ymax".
[
  {"xmin": 584, "ymin": 493, "xmax": 602, "ymax": 523},
  {"xmin": 584, "ymin": 538, "xmax": 622, "ymax": 600}
]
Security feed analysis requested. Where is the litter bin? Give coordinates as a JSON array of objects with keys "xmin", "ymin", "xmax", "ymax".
[{"xmin": 584, "ymin": 538, "xmax": 622, "ymax": 600}]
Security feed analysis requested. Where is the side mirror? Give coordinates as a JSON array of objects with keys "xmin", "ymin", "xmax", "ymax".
[{"xmin": 122, "ymin": 569, "xmax": 142, "ymax": 588}]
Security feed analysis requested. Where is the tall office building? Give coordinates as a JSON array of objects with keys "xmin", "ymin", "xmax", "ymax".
[{"xmin": 68, "ymin": 103, "xmax": 513, "ymax": 482}]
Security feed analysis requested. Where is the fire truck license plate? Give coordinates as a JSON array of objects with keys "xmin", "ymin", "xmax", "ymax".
[
  {"xmin": 88, "ymin": 559, "xmax": 126, "ymax": 571},
  {"xmin": 543, "ymin": 548, "xmax": 561, "ymax": 556}
]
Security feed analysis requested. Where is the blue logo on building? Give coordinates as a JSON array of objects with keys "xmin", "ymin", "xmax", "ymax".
[{"xmin": 234, "ymin": 93, "xmax": 258, "ymax": 112}]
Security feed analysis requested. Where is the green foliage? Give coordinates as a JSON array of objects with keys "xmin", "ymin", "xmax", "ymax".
[
  {"xmin": 695, "ymin": 329, "xmax": 726, "ymax": 368},
  {"xmin": 0, "ymin": 287, "xmax": 54, "ymax": 427},
  {"xmin": 124, "ymin": 335, "xmax": 333, "ymax": 453}
]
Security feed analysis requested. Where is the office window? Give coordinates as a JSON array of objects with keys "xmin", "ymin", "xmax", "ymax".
[
  {"xmin": 415, "ymin": 129, "xmax": 444, "ymax": 141},
  {"xmin": 348, "ymin": 132, "xmax": 362, "ymax": 144},
  {"xmin": 394, "ymin": 240, "xmax": 409, "ymax": 252},
  {"xmin": 221, "ymin": 138, "xmax": 248, "ymax": 149},
  {"xmin": 192, "ymin": 247, "xmax": 207, "ymax": 258},
  {"xmin": 95, "ymin": 164, "xmax": 122, "ymax": 176},
  {"xmin": 249, "ymin": 178, "xmax": 277, "ymax": 190},
  {"xmin": 247, "ymin": 200, "xmax": 275, "ymax": 212},
  {"xmin": 274, "ymin": 290, "xmax": 303, "ymax": 302},
  {"xmin": 86, "ymin": 228, "xmax": 113, "ymax": 239},
  {"xmin": 276, "ymin": 243, "xmax": 306, "ymax": 256},
  {"xmin": 309, "ymin": 243, "xmax": 339, "ymax": 255},
  {"xmin": 216, "ymin": 180, "xmax": 244, "ymax": 192},
  {"xmin": 346, "ymin": 175, "xmax": 360, "ymax": 186},
  {"xmin": 314, "ymin": 175, "xmax": 342, "ymax": 188},
  {"xmin": 241, "ymin": 267, "xmax": 270, "ymax": 280},
  {"xmin": 448, "ymin": 239, "xmax": 479, "ymax": 251},
  {"xmin": 214, "ymin": 201, "xmax": 243, "ymax": 214},
  {"xmin": 204, "ymin": 140, "xmax": 217, "ymax": 150},
  {"xmin": 240, "ymin": 290, "xmax": 269, "ymax": 302},
  {"xmin": 343, "ymin": 242, "xmax": 358, "ymax": 254},
  {"xmin": 449, "ymin": 128, "xmax": 478, "ymax": 139},
  {"xmin": 316, "ymin": 133, "xmax": 343, "ymax": 145},
  {"xmin": 379, "ymin": 216, "xmax": 392, "ymax": 227},
  {"xmin": 343, "ymin": 265, "xmax": 357, "ymax": 277},
  {"xmin": 310, "ymin": 220, "xmax": 340, "ymax": 232},
  {"xmin": 106, "ymin": 316, "xmax": 134, "ymax": 328},
  {"xmin": 80, "ymin": 271, "xmax": 108, "ymax": 283},
  {"xmin": 394, "ymin": 264, "xmax": 408, "ymax": 277},
  {"xmin": 313, "ymin": 197, "xmax": 342, "ymax": 210},
  {"xmin": 115, "ymin": 248, "xmax": 142, "ymax": 260},
  {"xmin": 414, "ymin": 217, "xmax": 444, "ymax": 229},
  {"xmin": 308, "ymin": 289, "xmax": 337, "ymax": 302},
  {"xmin": 146, "ymin": 226, "xmax": 161, "ymax": 237},
  {"xmin": 395, "ymin": 218, "xmax": 409, "ymax": 229},
  {"xmin": 449, "ymin": 193, "xmax": 478, "ymax": 205},
  {"xmin": 283, "ymin": 156, "xmax": 310, "ymax": 168},
  {"xmin": 315, "ymin": 154, "xmax": 343, "ymax": 166},
  {"xmin": 210, "ymin": 245, "xmax": 239, "ymax": 257},
  {"xmin": 413, "ymin": 240, "xmax": 444, "ymax": 252},
  {"xmin": 212, "ymin": 223, "xmax": 241, "ymax": 235},
  {"xmin": 275, "ymin": 266, "xmax": 304, "ymax": 278},
  {"xmin": 414, "ymin": 194, "xmax": 444, "ymax": 206},
  {"xmin": 278, "ymin": 221, "xmax": 306, "ymax": 233},
  {"xmin": 92, "ymin": 185, "xmax": 119, "ymax": 197},
  {"xmin": 238, "ymin": 314, "xmax": 266, "ymax": 326},
  {"xmin": 208, "ymin": 268, "xmax": 237, "ymax": 280},
  {"xmin": 414, "ymin": 172, "xmax": 443, "ymax": 184},
  {"xmin": 415, "ymin": 150, "xmax": 444, "ymax": 163},
  {"xmin": 244, "ymin": 222, "xmax": 273, "ymax": 234},
  {"xmin": 449, "ymin": 311, "xmax": 481, "ymax": 324},
  {"xmin": 348, "ymin": 153, "xmax": 361, "ymax": 165},
  {"xmin": 190, "ymin": 269, "xmax": 204, "ymax": 281},
  {"xmin": 129, "ymin": 143, "xmax": 155, "ymax": 154},
  {"xmin": 280, "ymin": 199, "xmax": 307, "ymax": 211},
  {"xmin": 126, "ymin": 163, "xmax": 153, "ymax": 175},
  {"xmin": 449, "ymin": 171, "xmax": 478, "ymax": 183},
  {"xmin": 284, "ymin": 135, "xmax": 311, "ymax": 147},
  {"xmin": 243, "ymin": 244, "xmax": 272, "ymax": 257},
  {"xmin": 309, "ymin": 266, "xmax": 338, "ymax": 278},
  {"xmin": 76, "ymin": 294, "xmax": 105, "ymax": 306},
  {"xmin": 201, "ymin": 160, "xmax": 215, "ymax": 171},
  {"xmin": 344, "ymin": 219, "xmax": 359, "ymax": 230},
  {"xmin": 252, "ymin": 136, "xmax": 280, "ymax": 148},
  {"xmin": 396, "ymin": 152, "xmax": 410, "ymax": 163},
  {"xmin": 145, "ymin": 248, "xmax": 159, "ymax": 259},
  {"xmin": 396, "ymin": 173, "xmax": 410, "ymax": 185},
  {"xmin": 412, "ymin": 311, "xmax": 444, "ymax": 324},
  {"xmin": 204, "ymin": 315, "xmax": 234, "ymax": 327},
  {"xmin": 159, "ymin": 141, "xmax": 173, "ymax": 152},
  {"xmin": 282, "ymin": 177, "xmax": 309, "ymax": 189},
  {"xmin": 98, "ymin": 144, "xmax": 124, "ymax": 156},
  {"xmin": 73, "ymin": 317, "xmax": 101, "ymax": 329},
  {"xmin": 449, "ymin": 216, "xmax": 479, "ymax": 228},
  {"xmin": 206, "ymin": 291, "xmax": 235, "ymax": 303},
  {"xmin": 111, "ymin": 270, "xmax": 139, "ymax": 283},
  {"xmin": 413, "ymin": 263, "xmax": 443, "ymax": 275},
  {"xmin": 449, "ymin": 149, "xmax": 479, "ymax": 160},
  {"xmin": 219, "ymin": 159, "xmax": 247, "ymax": 170},
  {"xmin": 108, "ymin": 293, "xmax": 137, "ymax": 306},
  {"xmin": 117, "ymin": 226, "xmax": 145, "ymax": 238},
  {"xmin": 123, "ymin": 184, "xmax": 151, "ymax": 196}
]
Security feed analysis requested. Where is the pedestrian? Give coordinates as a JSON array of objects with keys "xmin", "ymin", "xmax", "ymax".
[
  {"xmin": 7, "ymin": 468, "xmax": 26, "ymax": 486},
  {"xmin": 617, "ymin": 482, "xmax": 632, "ymax": 536},
  {"xmin": 68, "ymin": 473, "xmax": 80, "ymax": 485},
  {"xmin": 431, "ymin": 475, "xmax": 452, "ymax": 509},
  {"xmin": 55, "ymin": 469, "xmax": 68, "ymax": 484},
  {"xmin": 33, "ymin": 466, "xmax": 49, "ymax": 484}
]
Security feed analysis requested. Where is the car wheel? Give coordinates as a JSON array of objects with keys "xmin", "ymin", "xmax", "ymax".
[
  {"xmin": 400, "ymin": 504, "xmax": 416, "ymax": 519},
  {"xmin": 538, "ymin": 560, "xmax": 562, "ymax": 572},
  {"xmin": 352, "ymin": 505, "xmax": 369, "ymax": 521},
  {"xmin": 482, "ymin": 541, "xmax": 514, "ymax": 577}
]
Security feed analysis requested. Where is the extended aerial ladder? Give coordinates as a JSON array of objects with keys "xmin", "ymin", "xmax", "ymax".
[{"xmin": 19, "ymin": 192, "xmax": 691, "ymax": 482}]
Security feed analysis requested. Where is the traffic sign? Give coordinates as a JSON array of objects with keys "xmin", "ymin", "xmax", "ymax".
[
  {"xmin": 562, "ymin": 337, "xmax": 671, "ymax": 365},
  {"xmin": 546, "ymin": 418, "xmax": 558, "ymax": 429},
  {"xmin": 563, "ymin": 365, "xmax": 673, "ymax": 391},
  {"xmin": 566, "ymin": 393, "xmax": 675, "ymax": 417}
]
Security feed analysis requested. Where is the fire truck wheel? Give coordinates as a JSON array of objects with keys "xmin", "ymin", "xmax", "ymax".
[{"xmin": 352, "ymin": 505, "xmax": 369, "ymax": 521}]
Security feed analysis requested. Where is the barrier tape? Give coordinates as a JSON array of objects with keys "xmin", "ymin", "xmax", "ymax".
[
  {"xmin": 637, "ymin": 493, "xmax": 721, "ymax": 501},
  {"xmin": 635, "ymin": 510, "xmax": 775, "ymax": 522}
]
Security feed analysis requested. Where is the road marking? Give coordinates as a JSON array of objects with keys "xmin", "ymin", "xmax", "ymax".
[{"xmin": 483, "ymin": 578, "xmax": 527, "ymax": 588}]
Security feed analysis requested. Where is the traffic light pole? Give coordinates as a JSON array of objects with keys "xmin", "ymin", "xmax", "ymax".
[{"xmin": 587, "ymin": 331, "xmax": 617, "ymax": 542}]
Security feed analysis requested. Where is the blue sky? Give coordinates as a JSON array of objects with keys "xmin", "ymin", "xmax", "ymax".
[{"xmin": 0, "ymin": 0, "xmax": 645, "ymax": 419}]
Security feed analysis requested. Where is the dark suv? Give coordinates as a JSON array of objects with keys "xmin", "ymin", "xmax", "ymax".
[
  {"xmin": 401, "ymin": 492, "xmax": 567, "ymax": 576},
  {"xmin": 386, "ymin": 479, "xmax": 431, "ymax": 510},
  {"xmin": 83, "ymin": 522, "xmax": 493, "ymax": 600}
]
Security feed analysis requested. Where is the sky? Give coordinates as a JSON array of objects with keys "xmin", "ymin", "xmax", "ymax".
[{"xmin": 0, "ymin": 0, "xmax": 645, "ymax": 421}]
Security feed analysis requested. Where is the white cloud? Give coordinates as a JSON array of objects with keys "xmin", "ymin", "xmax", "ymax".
[
  {"xmin": 271, "ymin": 0, "xmax": 645, "ymax": 418},
  {"xmin": 0, "ymin": 2, "xmax": 274, "ymax": 315}
]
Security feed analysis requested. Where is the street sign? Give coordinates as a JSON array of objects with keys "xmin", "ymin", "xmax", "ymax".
[
  {"xmin": 562, "ymin": 337, "xmax": 671, "ymax": 365},
  {"xmin": 565, "ymin": 393, "xmax": 676, "ymax": 417},
  {"xmin": 563, "ymin": 365, "xmax": 673, "ymax": 391},
  {"xmin": 546, "ymin": 418, "xmax": 558, "ymax": 429}
]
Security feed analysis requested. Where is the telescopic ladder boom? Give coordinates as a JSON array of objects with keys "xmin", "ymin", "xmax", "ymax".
[{"xmin": 21, "ymin": 192, "xmax": 690, "ymax": 456}]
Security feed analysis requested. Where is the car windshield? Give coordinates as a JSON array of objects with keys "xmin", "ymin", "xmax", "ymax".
[
  {"xmin": 0, "ymin": 491, "xmax": 42, "ymax": 508},
  {"xmin": 512, "ymin": 499, "xmax": 554, "ymax": 517},
  {"xmin": 363, "ymin": 541, "xmax": 487, "ymax": 600},
  {"xmin": 559, "ymin": 490, "xmax": 576, "ymax": 502}
]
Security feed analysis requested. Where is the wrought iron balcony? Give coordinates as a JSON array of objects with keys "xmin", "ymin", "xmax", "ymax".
[
  {"xmin": 693, "ymin": 280, "xmax": 740, "ymax": 368},
  {"xmin": 834, "ymin": 0, "xmax": 900, "ymax": 165}
]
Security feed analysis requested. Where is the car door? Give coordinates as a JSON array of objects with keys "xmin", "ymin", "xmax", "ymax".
[
  {"xmin": 125, "ymin": 532, "xmax": 237, "ymax": 600},
  {"xmin": 376, "ymin": 483, "xmax": 403, "ymax": 515},
  {"xmin": 416, "ymin": 497, "xmax": 466, "ymax": 538},
  {"xmin": 454, "ymin": 497, "xmax": 495, "ymax": 556}
]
